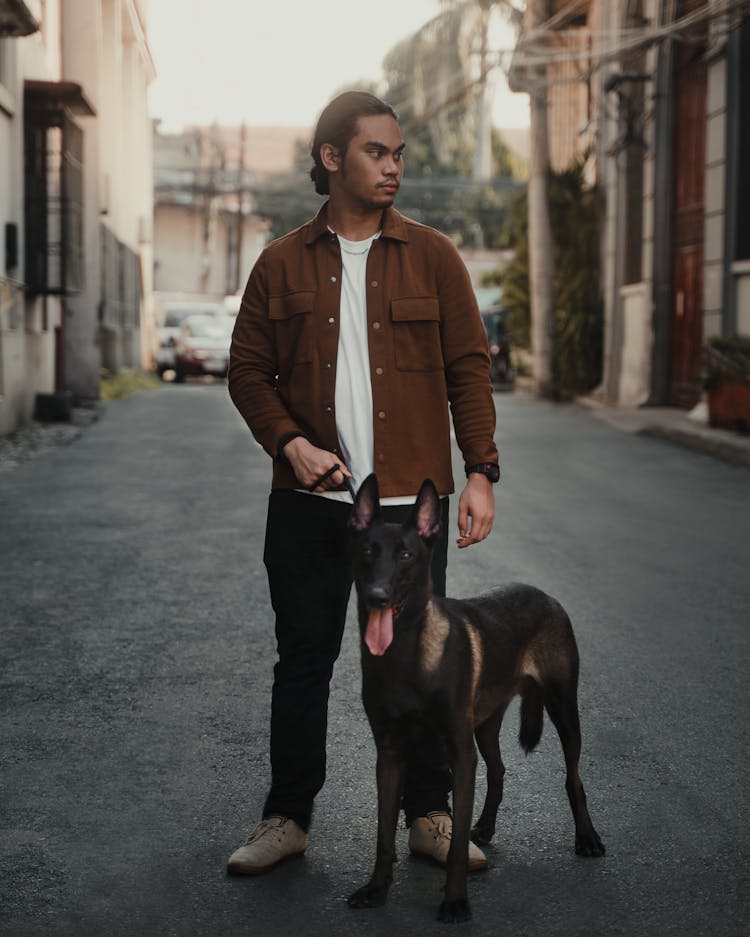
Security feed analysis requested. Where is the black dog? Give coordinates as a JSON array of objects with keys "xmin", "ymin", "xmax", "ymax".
[{"xmin": 347, "ymin": 474, "xmax": 605, "ymax": 923}]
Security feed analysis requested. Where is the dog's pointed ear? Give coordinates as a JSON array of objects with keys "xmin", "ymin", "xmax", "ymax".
[
  {"xmin": 410, "ymin": 478, "xmax": 441, "ymax": 542},
  {"xmin": 349, "ymin": 473, "xmax": 381, "ymax": 533}
]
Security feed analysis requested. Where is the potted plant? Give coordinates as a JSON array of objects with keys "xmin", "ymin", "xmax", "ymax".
[{"xmin": 702, "ymin": 336, "xmax": 750, "ymax": 433}]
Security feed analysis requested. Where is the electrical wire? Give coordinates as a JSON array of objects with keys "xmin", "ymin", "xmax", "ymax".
[
  {"xmin": 512, "ymin": 0, "xmax": 750, "ymax": 71},
  {"xmin": 380, "ymin": 0, "xmax": 750, "ymax": 151}
]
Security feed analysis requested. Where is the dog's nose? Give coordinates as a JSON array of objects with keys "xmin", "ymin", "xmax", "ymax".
[{"xmin": 367, "ymin": 585, "xmax": 390, "ymax": 608}]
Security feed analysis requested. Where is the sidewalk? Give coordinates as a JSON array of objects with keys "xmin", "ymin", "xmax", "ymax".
[{"xmin": 577, "ymin": 394, "xmax": 750, "ymax": 468}]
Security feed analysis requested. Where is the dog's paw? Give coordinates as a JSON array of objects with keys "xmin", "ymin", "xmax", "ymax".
[
  {"xmin": 437, "ymin": 898, "xmax": 472, "ymax": 923},
  {"xmin": 575, "ymin": 830, "xmax": 606, "ymax": 858},
  {"xmin": 348, "ymin": 882, "xmax": 389, "ymax": 909},
  {"xmin": 470, "ymin": 822, "xmax": 495, "ymax": 847}
]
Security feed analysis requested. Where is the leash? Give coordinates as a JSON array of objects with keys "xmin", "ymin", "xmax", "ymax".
[{"xmin": 309, "ymin": 462, "xmax": 358, "ymax": 501}]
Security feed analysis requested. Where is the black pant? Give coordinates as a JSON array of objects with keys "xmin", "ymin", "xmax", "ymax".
[{"xmin": 261, "ymin": 490, "xmax": 451, "ymax": 832}]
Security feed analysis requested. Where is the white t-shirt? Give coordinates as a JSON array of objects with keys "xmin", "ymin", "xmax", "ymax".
[
  {"xmin": 334, "ymin": 231, "xmax": 379, "ymax": 494},
  {"xmin": 307, "ymin": 229, "xmax": 414, "ymax": 505}
]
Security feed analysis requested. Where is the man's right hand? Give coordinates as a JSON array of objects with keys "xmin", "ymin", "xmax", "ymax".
[{"xmin": 282, "ymin": 436, "xmax": 352, "ymax": 492}]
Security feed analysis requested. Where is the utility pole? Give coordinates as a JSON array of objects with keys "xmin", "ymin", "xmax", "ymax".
[
  {"xmin": 526, "ymin": 0, "xmax": 554, "ymax": 395},
  {"xmin": 233, "ymin": 121, "xmax": 247, "ymax": 296},
  {"xmin": 473, "ymin": 0, "xmax": 493, "ymax": 182}
]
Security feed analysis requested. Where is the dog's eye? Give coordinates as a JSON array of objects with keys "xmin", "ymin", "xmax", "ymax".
[
  {"xmin": 398, "ymin": 550, "xmax": 413, "ymax": 561},
  {"xmin": 362, "ymin": 545, "xmax": 374, "ymax": 557}
]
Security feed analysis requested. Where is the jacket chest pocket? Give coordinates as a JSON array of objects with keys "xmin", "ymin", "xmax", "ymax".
[
  {"xmin": 391, "ymin": 297, "xmax": 443, "ymax": 371},
  {"xmin": 268, "ymin": 290, "xmax": 315, "ymax": 372}
]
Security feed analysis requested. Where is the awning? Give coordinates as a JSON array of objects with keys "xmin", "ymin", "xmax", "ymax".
[
  {"xmin": 0, "ymin": 0, "xmax": 39, "ymax": 37},
  {"xmin": 25, "ymin": 79, "xmax": 96, "ymax": 118}
]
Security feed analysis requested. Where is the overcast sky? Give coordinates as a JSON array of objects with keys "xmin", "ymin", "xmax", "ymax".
[{"xmin": 146, "ymin": 0, "xmax": 529, "ymax": 131}]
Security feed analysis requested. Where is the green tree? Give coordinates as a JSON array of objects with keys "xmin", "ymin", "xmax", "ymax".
[
  {"xmin": 382, "ymin": 8, "xmax": 471, "ymax": 177},
  {"xmin": 255, "ymin": 4, "xmax": 528, "ymax": 245},
  {"xmin": 491, "ymin": 159, "xmax": 602, "ymax": 398},
  {"xmin": 492, "ymin": 128, "xmax": 528, "ymax": 180}
]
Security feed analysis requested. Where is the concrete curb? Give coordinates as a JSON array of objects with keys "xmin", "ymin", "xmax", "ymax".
[
  {"xmin": 575, "ymin": 393, "xmax": 750, "ymax": 469},
  {"xmin": 638, "ymin": 423, "xmax": 750, "ymax": 468}
]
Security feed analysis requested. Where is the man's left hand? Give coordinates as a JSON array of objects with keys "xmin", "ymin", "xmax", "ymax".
[{"xmin": 456, "ymin": 473, "xmax": 495, "ymax": 549}]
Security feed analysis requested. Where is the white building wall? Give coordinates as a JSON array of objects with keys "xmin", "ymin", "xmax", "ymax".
[
  {"xmin": 1, "ymin": 0, "xmax": 153, "ymax": 431},
  {"xmin": 0, "ymin": 3, "xmax": 65, "ymax": 434},
  {"xmin": 154, "ymin": 203, "xmax": 205, "ymax": 294},
  {"xmin": 61, "ymin": 0, "xmax": 154, "ymax": 390},
  {"xmin": 153, "ymin": 201, "xmax": 267, "ymax": 298}
]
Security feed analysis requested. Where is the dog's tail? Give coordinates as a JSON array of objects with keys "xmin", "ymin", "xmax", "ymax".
[{"xmin": 518, "ymin": 678, "xmax": 544, "ymax": 753}]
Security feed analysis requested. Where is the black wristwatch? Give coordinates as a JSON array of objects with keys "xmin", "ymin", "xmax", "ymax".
[{"xmin": 466, "ymin": 462, "xmax": 500, "ymax": 483}]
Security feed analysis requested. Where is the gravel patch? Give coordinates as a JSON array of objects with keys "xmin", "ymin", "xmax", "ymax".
[{"xmin": 0, "ymin": 407, "xmax": 101, "ymax": 473}]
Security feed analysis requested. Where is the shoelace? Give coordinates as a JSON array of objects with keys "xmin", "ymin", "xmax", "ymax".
[
  {"xmin": 430, "ymin": 816, "xmax": 452, "ymax": 842},
  {"xmin": 245, "ymin": 817, "xmax": 287, "ymax": 844}
]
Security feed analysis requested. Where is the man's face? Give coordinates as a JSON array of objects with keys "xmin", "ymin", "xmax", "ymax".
[{"xmin": 332, "ymin": 114, "xmax": 405, "ymax": 211}]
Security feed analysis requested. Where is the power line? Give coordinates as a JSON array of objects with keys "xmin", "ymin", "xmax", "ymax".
[{"xmin": 511, "ymin": 0, "xmax": 750, "ymax": 74}]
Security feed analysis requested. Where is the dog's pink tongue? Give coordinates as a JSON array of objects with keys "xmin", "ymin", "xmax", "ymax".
[{"xmin": 365, "ymin": 607, "xmax": 394, "ymax": 656}]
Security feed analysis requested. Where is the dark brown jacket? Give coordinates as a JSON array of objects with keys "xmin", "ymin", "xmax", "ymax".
[{"xmin": 228, "ymin": 203, "xmax": 498, "ymax": 498}]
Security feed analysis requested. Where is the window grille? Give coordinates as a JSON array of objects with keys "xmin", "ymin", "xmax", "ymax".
[
  {"xmin": 99, "ymin": 224, "xmax": 142, "ymax": 332},
  {"xmin": 24, "ymin": 93, "xmax": 85, "ymax": 295}
]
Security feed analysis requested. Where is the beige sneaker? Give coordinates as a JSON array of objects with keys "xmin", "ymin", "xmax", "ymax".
[
  {"xmin": 227, "ymin": 816, "xmax": 308, "ymax": 875},
  {"xmin": 408, "ymin": 811, "xmax": 488, "ymax": 872}
]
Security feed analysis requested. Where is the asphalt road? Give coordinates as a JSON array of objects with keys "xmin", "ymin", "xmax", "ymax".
[{"xmin": 1, "ymin": 383, "xmax": 748, "ymax": 937}]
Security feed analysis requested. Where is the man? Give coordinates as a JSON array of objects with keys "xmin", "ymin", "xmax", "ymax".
[{"xmin": 227, "ymin": 91, "xmax": 499, "ymax": 875}]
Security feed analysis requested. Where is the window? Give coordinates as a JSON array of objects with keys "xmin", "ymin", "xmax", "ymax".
[
  {"xmin": 99, "ymin": 224, "xmax": 142, "ymax": 332},
  {"xmin": 24, "ymin": 86, "xmax": 85, "ymax": 294}
]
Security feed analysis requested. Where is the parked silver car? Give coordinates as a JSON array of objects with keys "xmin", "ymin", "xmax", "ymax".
[
  {"xmin": 155, "ymin": 302, "xmax": 226, "ymax": 378},
  {"xmin": 173, "ymin": 314, "xmax": 234, "ymax": 382}
]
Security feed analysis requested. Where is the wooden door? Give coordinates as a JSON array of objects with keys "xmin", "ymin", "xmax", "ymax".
[{"xmin": 669, "ymin": 8, "xmax": 707, "ymax": 408}]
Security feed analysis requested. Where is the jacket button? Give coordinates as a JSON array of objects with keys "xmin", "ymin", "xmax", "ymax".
[
  {"xmin": 328, "ymin": 317, "xmax": 335, "ymax": 324},
  {"xmin": 373, "ymin": 321, "xmax": 380, "ymax": 330},
  {"xmin": 325, "ymin": 405, "xmax": 333, "ymax": 413},
  {"xmin": 371, "ymin": 280, "xmax": 378, "ymax": 287},
  {"xmin": 330, "ymin": 276, "xmax": 337, "ymax": 283},
  {"xmin": 378, "ymin": 411, "xmax": 386, "ymax": 420},
  {"xmin": 375, "ymin": 367, "xmax": 383, "ymax": 376},
  {"xmin": 325, "ymin": 362, "xmax": 332, "ymax": 369},
  {"xmin": 377, "ymin": 453, "xmax": 385, "ymax": 463}
]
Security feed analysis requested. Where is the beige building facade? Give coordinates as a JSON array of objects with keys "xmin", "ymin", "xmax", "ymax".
[
  {"xmin": 1, "ymin": 1, "xmax": 64, "ymax": 433},
  {"xmin": 152, "ymin": 125, "xmax": 270, "ymax": 315},
  {"xmin": 514, "ymin": 0, "xmax": 749, "ymax": 409},
  {"xmin": 0, "ymin": 0, "xmax": 154, "ymax": 435}
]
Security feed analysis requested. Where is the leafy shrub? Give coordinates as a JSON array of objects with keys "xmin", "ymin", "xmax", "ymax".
[
  {"xmin": 702, "ymin": 335, "xmax": 750, "ymax": 390},
  {"xmin": 100, "ymin": 368, "xmax": 161, "ymax": 401},
  {"xmin": 491, "ymin": 159, "xmax": 603, "ymax": 399}
]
